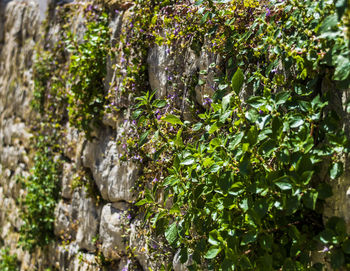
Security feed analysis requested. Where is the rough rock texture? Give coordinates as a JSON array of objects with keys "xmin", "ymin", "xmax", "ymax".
[
  {"xmin": 99, "ymin": 202, "xmax": 130, "ymax": 260},
  {"xmin": 0, "ymin": 0, "xmax": 41, "ymax": 269},
  {"xmin": 82, "ymin": 127, "xmax": 138, "ymax": 203}
]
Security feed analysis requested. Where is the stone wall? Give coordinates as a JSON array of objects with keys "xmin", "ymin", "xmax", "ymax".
[
  {"xmin": 0, "ymin": 0, "xmax": 39, "ymax": 269},
  {"xmin": 0, "ymin": 0, "xmax": 187, "ymax": 269},
  {"xmin": 0, "ymin": 0, "xmax": 349, "ymax": 270}
]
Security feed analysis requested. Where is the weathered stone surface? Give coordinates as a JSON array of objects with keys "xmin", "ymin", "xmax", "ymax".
[
  {"xmin": 147, "ymin": 44, "xmax": 171, "ymax": 98},
  {"xmin": 148, "ymin": 44, "xmax": 199, "ymax": 99},
  {"xmin": 99, "ymin": 202, "xmax": 130, "ymax": 260},
  {"xmin": 63, "ymin": 123, "xmax": 82, "ymax": 163},
  {"xmin": 69, "ymin": 251, "xmax": 100, "ymax": 271},
  {"xmin": 54, "ymin": 200, "xmax": 74, "ymax": 239},
  {"xmin": 194, "ymin": 43, "xmax": 222, "ymax": 108},
  {"xmin": 129, "ymin": 220, "xmax": 152, "ymax": 270},
  {"xmin": 75, "ymin": 190, "xmax": 101, "ymax": 252},
  {"xmin": 61, "ymin": 163, "xmax": 74, "ymax": 199},
  {"xmin": 82, "ymin": 127, "xmax": 138, "ymax": 202}
]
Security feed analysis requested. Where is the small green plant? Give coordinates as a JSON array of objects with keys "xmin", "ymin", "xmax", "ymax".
[
  {"xmin": 0, "ymin": 247, "xmax": 19, "ymax": 271},
  {"xmin": 66, "ymin": 10, "xmax": 112, "ymax": 137},
  {"xmin": 19, "ymin": 136, "xmax": 62, "ymax": 251}
]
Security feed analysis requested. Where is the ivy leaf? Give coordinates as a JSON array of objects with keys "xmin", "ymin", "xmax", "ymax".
[
  {"xmin": 247, "ymin": 96, "xmax": 265, "ymax": 108},
  {"xmin": 275, "ymin": 176, "xmax": 293, "ymax": 190},
  {"xmin": 330, "ymin": 162, "xmax": 343, "ymax": 180},
  {"xmin": 241, "ymin": 231, "xmax": 257, "ymax": 245},
  {"xmin": 209, "ymin": 164, "xmax": 220, "ymax": 173},
  {"xmin": 318, "ymin": 14, "xmax": 338, "ymax": 34},
  {"xmin": 193, "ymin": 122, "xmax": 202, "ymax": 131},
  {"xmin": 231, "ymin": 68, "xmax": 244, "ymax": 94},
  {"xmin": 334, "ymin": 55, "xmax": 350, "ymax": 81},
  {"xmin": 228, "ymin": 132, "xmax": 244, "ymax": 150},
  {"xmin": 165, "ymin": 223, "xmax": 178, "ymax": 245},
  {"xmin": 209, "ymin": 122, "xmax": 219, "ymax": 134},
  {"xmin": 204, "ymin": 246, "xmax": 221, "ymax": 259},
  {"xmin": 275, "ymin": 91, "xmax": 290, "ymax": 106},
  {"xmin": 222, "ymin": 93, "xmax": 232, "ymax": 111},
  {"xmin": 181, "ymin": 157, "xmax": 195, "ymax": 166},
  {"xmin": 162, "ymin": 114, "xmax": 183, "ymax": 125},
  {"xmin": 209, "ymin": 230, "xmax": 221, "ymax": 246},
  {"xmin": 138, "ymin": 130, "xmax": 150, "ymax": 147},
  {"xmin": 132, "ymin": 109, "xmax": 142, "ymax": 119},
  {"xmin": 153, "ymin": 99, "xmax": 167, "ymax": 108},
  {"xmin": 289, "ymin": 115, "xmax": 304, "ymax": 128},
  {"xmin": 303, "ymin": 190, "xmax": 318, "ymax": 210}
]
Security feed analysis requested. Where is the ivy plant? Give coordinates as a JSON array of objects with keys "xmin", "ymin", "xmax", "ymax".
[{"xmin": 19, "ymin": 136, "xmax": 62, "ymax": 251}]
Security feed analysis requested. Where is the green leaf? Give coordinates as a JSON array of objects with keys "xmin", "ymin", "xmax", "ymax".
[
  {"xmin": 318, "ymin": 14, "xmax": 338, "ymax": 34},
  {"xmin": 231, "ymin": 68, "xmax": 244, "ymax": 94},
  {"xmin": 220, "ymin": 110, "xmax": 232, "ymax": 123},
  {"xmin": 342, "ymin": 239, "xmax": 350, "ymax": 254},
  {"xmin": 222, "ymin": 93, "xmax": 232, "ymax": 111},
  {"xmin": 209, "ymin": 122, "xmax": 219, "ymax": 134},
  {"xmin": 180, "ymin": 247, "xmax": 188, "ymax": 264},
  {"xmin": 165, "ymin": 223, "xmax": 178, "ymax": 245},
  {"xmin": 330, "ymin": 162, "xmax": 343, "ymax": 180},
  {"xmin": 247, "ymin": 96, "xmax": 265, "ymax": 109},
  {"xmin": 228, "ymin": 132, "xmax": 244, "ymax": 150},
  {"xmin": 204, "ymin": 246, "xmax": 221, "ymax": 259},
  {"xmin": 275, "ymin": 176, "xmax": 293, "ymax": 190},
  {"xmin": 334, "ymin": 55, "xmax": 350, "ymax": 81},
  {"xmin": 275, "ymin": 91, "xmax": 290, "ymax": 106},
  {"xmin": 289, "ymin": 115, "xmax": 304, "ymax": 128},
  {"xmin": 153, "ymin": 99, "xmax": 167, "ymax": 108},
  {"xmin": 135, "ymin": 198, "xmax": 150, "ymax": 206},
  {"xmin": 301, "ymin": 170, "xmax": 314, "ymax": 185},
  {"xmin": 209, "ymin": 164, "xmax": 220, "ymax": 173},
  {"xmin": 209, "ymin": 230, "xmax": 221, "ymax": 246},
  {"xmin": 138, "ymin": 130, "xmax": 150, "ymax": 147},
  {"xmin": 181, "ymin": 157, "xmax": 195, "ymax": 166},
  {"xmin": 175, "ymin": 128, "xmax": 184, "ymax": 148},
  {"xmin": 241, "ymin": 231, "xmax": 257, "ymax": 245},
  {"xmin": 259, "ymin": 234, "xmax": 273, "ymax": 252},
  {"xmin": 162, "ymin": 114, "xmax": 183, "ymax": 125},
  {"xmin": 132, "ymin": 109, "xmax": 142, "ymax": 119},
  {"xmin": 319, "ymin": 229, "xmax": 335, "ymax": 244},
  {"xmin": 193, "ymin": 122, "xmax": 202, "ymax": 131},
  {"xmin": 303, "ymin": 190, "xmax": 318, "ymax": 210}
]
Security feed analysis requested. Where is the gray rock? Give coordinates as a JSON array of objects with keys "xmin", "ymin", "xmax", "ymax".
[
  {"xmin": 195, "ymin": 43, "xmax": 222, "ymax": 108},
  {"xmin": 99, "ymin": 202, "xmax": 131, "ymax": 260},
  {"xmin": 147, "ymin": 44, "xmax": 171, "ymax": 98},
  {"xmin": 82, "ymin": 128, "xmax": 138, "ymax": 202},
  {"xmin": 54, "ymin": 200, "xmax": 74, "ymax": 239},
  {"xmin": 75, "ymin": 190, "xmax": 101, "ymax": 252},
  {"xmin": 61, "ymin": 163, "xmax": 74, "ymax": 199}
]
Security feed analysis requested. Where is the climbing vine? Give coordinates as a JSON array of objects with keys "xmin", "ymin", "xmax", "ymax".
[
  {"xmin": 28, "ymin": 0, "xmax": 350, "ymax": 269},
  {"xmin": 128, "ymin": 0, "xmax": 350, "ymax": 270}
]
